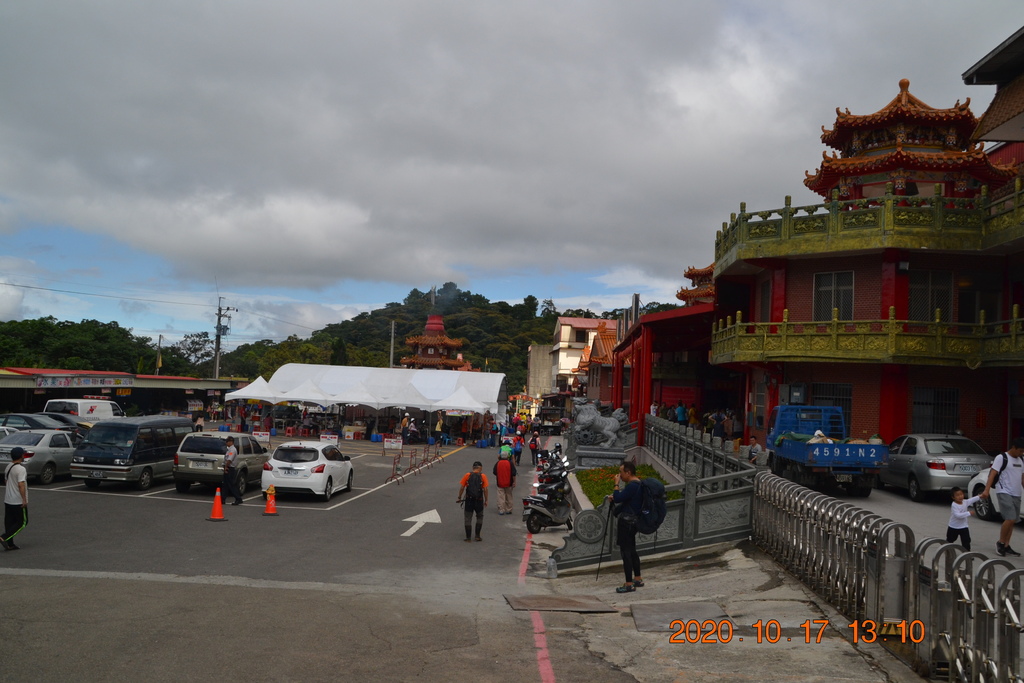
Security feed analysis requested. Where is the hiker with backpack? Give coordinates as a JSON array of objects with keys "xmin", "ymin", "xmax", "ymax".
[
  {"xmin": 980, "ymin": 437, "xmax": 1024, "ymax": 556},
  {"xmin": 457, "ymin": 461, "xmax": 489, "ymax": 542},
  {"xmin": 528, "ymin": 431, "xmax": 542, "ymax": 466},
  {"xmin": 511, "ymin": 432, "xmax": 525, "ymax": 466},
  {"xmin": 606, "ymin": 460, "xmax": 645, "ymax": 593},
  {"xmin": 492, "ymin": 451, "xmax": 517, "ymax": 515}
]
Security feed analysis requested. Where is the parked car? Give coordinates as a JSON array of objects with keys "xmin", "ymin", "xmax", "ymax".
[
  {"xmin": 38, "ymin": 413, "xmax": 93, "ymax": 441},
  {"xmin": 0, "ymin": 430, "xmax": 78, "ymax": 484},
  {"xmin": 879, "ymin": 433, "xmax": 992, "ymax": 502},
  {"xmin": 261, "ymin": 441, "xmax": 353, "ymax": 501},
  {"xmin": 173, "ymin": 432, "xmax": 268, "ymax": 494},
  {"xmin": 967, "ymin": 468, "xmax": 1024, "ymax": 522},
  {"xmin": 70, "ymin": 416, "xmax": 194, "ymax": 490},
  {"xmin": 0, "ymin": 413, "xmax": 74, "ymax": 432}
]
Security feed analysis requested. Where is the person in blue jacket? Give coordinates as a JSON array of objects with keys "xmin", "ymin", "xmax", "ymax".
[{"xmin": 607, "ymin": 460, "xmax": 644, "ymax": 593}]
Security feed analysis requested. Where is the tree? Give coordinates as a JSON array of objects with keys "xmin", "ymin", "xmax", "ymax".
[{"xmin": 175, "ymin": 332, "xmax": 215, "ymax": 366}]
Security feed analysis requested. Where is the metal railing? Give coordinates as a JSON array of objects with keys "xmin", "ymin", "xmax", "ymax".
[{"xmin": 754, "ymin": 472, "xmax": 1024, "ymax": 682}]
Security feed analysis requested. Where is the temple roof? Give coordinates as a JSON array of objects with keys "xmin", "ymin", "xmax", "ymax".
[
  {"xmin": 405, "ymin": 334, "xmax": 463, "ymax": 348},
  {"xmin": 821, "ymin": 79, "xmax": 977, "ymax": 149},
  {"xmin": 804, "ymin": 146, "xmax": 1015, "ymax": 196},
  {"xmin": 399, "ymin": 355, "xmax": 465, "ymax": 369},
  {"xmin": 676, "ymin": 263, "xmax": 716, "ymax": 304}
]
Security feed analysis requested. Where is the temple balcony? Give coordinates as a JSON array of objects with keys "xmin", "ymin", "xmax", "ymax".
[
  {"xmin": 714, "ymin": 181, "xmax": 1024, "ymax": 273},
  {"xmin": 710, "ymin": 307, "xmax": 1024, "ymax": 368}
]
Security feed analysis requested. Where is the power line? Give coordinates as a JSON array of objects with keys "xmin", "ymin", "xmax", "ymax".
[
  {"xmin": 0, "ymin": 281, "xmax": 213, "ymax": 308},
  {"xmin": 0, "ymin": 281, "xmax": 322, "ymax": 332}
]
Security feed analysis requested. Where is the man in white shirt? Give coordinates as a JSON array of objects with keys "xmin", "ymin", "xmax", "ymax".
[
  {"xmin": 981, "ymin": 437, "xmax": 1024, "ymax": 557},
  {"xmin": 221, "ymin": 436, "xmax": 243, "ymax": 506},
  {"xmin": 2, "ymin": 447, "xmax": 29, "ymax": 550}
]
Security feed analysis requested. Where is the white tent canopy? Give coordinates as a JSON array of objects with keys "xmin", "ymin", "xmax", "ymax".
[
  {"xmin": 274, "ymin": 378, "xmax": 335, "ymax": 406},
  {"xmin": 263, "ymin": 364, "xmax": 507, "ymax": 417},
  {"xmin": 224, "ymin": 376, "xmax": 283, "ymax": 404}
]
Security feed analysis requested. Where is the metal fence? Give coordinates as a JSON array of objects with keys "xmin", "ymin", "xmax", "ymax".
[
  {"xmin": 552, "ymin": 417, "xmax": 754, "ymax": 570},
  {"xmin": 755, "ymin": 472, "xmax": 1024, "ymax": 682}
]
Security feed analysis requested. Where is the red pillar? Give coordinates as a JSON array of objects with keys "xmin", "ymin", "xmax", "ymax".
[
  {"xmin": 771, "ymin": 265, "xmax": 787, "ymax": 321},
  {"xmin": 878, "ymin": 364, "xmax": 908, "ymax": 442}
]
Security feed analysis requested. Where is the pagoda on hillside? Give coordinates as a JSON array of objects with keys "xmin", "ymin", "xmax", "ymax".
[
  {"xmin": 400, "ymin": 314, "xmax": 465, "ymax": 370},
  {"xmin": 804, "ymin": 78, "xmax": 1015, "ymax": 199},
  {"xmin": 675, "ymin": 264, "xmax": 715, "ymax": 305}
]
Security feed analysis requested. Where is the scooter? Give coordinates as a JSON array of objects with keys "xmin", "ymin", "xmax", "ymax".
[{"xmin": 522, "ymin": 477, "xmax": 573, "ymax": 534}]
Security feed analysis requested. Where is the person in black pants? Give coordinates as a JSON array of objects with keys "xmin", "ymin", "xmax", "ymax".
[
  {"xmin": 221, "ymin": 437, "xmax": 243, "ymax": 506},
  {"xmin": 607, "ymin": 460, "xmax": 644, "ymax": 593}
]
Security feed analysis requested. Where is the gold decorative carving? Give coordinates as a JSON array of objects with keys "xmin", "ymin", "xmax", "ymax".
[
  {"xmin": 842, "ymin": 212, "xmax": 878, "ymax": 229},
  {"xmin": 748, "ymin": 222, "xmax": 780, "ymax": 238},
  {"xmin": 893, "ymin": 209, "xmax": 935, "ymax": 227},
  {"xmin": 793, "ymin": 217, "xmax": 827, "ymax": 234}
]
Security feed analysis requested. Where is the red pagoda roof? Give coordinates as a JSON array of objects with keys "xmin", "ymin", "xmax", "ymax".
[
  {"xmin": 804, "ymin": 146, "xmax": 1015, "ymax": 196},
  {"xmin": 676, "ymin": 263, "xmax": 716, "ymax": 304},
  {"xmin": 821, "ymin": 79, "xmax": 977, "ymax": 149},
  {"xmin": 405, "ymin": 334, "xmax": 463, "ymax": 348}
]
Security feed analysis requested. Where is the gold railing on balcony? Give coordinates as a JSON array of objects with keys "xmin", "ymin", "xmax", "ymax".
[
  {"xmin": 714, "ymin": 180, "xmax": 1024, "ymax": 268},
  {"xmin": 710, "ymin": 306, "xmax": 1024, "ymax": 369}
]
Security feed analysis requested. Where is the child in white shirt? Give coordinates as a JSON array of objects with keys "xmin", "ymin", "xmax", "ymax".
[{"xmin": 947, "ymin": 486, "xmax": 981, "ymax": 551}]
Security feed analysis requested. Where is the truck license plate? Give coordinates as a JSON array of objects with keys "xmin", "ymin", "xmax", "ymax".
[{"xmin": 834, "ymin": 474, "xmax": 853, "ymax": 483}]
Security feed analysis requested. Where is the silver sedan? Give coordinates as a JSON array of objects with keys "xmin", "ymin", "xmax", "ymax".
[
  {"xmin": 879, "ymin": 433, "xmax": 992, "ymax": 502},
  {"xmin": 0, "ymin": 429, "xmax": 78, "ymax": 485}
]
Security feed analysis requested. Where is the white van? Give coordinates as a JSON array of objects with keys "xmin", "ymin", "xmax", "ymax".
[{"xmin": 44, "ymin": 398, "xmax": 125, "ymax": 420}]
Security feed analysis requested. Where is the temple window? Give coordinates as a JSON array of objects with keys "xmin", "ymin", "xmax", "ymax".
[
  {"xmin": 957, "ymin": 270, "xmax": 1001, "ymax": 324},
  {"xmin": 911, "ymin": 387, "xmax": 959, "ymax": 433},
  {"xmin": 813, "ymin": 271, "xmax": 854, "ymax": 321},
  {"xmin": 909, "ymin": 270, "xmax": 953, "ymax": 322}
]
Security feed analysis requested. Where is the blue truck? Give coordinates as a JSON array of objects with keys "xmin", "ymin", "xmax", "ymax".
[{"xmin": 765, "ymin": 405, "xmax": 888, "ymax": 497}]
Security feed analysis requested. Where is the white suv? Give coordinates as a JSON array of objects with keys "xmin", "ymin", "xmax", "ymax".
[{"xmin": 172, "ymin": 432, "xmax": 268, "ymax": 495}]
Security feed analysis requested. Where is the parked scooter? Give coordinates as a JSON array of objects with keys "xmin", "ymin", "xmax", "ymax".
[{"xmin": 522, "ymin": 453, "xmax": 573, "ymax": 533}]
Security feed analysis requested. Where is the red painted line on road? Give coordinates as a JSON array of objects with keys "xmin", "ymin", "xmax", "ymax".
[
  {"xmin": 518, "ymin": 532, "xmax": 532, "ymax": 586},
  {"xmin": 531, "ymin": 610, "xmax": 557, "ymax": 683}
]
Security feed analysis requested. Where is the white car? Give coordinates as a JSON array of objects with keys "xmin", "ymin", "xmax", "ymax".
[
  {"xmin": 967, "ymin": 468, "xmax": 1024, "ymax": 522},
  {"xmin": 261, "ymin": 441, "xmax": 353, "ymax": 501}
]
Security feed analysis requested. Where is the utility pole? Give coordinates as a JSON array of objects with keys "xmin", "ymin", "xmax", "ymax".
[
  {"xmin": 213, "ymin": 297, "xmax": 236, "ymax": 380},
  {"xmin": 389, "ymin": 320, "xmax": 396, "ymax": 368}
]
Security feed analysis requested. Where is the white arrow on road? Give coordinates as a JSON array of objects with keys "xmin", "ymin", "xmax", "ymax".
[{"xmin": 401, "ymin": 509, "xmax": 442, "ymax": 537}]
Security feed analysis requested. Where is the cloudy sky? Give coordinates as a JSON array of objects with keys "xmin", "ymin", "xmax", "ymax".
[{"xmin": 1, "ymin": 2, "xmax": 1020, "ymax": 349}]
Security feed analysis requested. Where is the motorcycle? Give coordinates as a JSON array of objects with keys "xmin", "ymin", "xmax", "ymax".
[{"xmin": 522, "ymin": 472, "xmax": 573, "ymax": 534}]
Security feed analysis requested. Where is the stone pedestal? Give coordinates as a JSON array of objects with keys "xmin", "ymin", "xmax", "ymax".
[{"xmin": 574, "ymin": 445, "xmax": 627, "ymax": 470}]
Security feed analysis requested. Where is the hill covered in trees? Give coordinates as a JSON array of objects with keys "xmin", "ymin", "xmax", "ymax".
[{"xmin": 0, "ymin": 283, "xmax": 678, "ymax": 393}]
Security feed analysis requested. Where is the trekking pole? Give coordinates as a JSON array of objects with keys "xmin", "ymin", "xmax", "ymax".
[{"xmin": 595, "ymin": 501, "xmax": 613, "ymax": 581}]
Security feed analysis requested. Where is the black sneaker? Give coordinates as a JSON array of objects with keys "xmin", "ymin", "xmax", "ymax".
[
  {"xmin": 1005, "ymin": 546, "xmax": 1022, "ymax": 557},
  {"xmin": 998, "ymin": 543, "xmax": 1008, "ymax": 556}
]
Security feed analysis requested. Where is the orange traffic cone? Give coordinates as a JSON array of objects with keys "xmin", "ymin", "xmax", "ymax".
[
  {"xmin": 207, "ymin": 488, "xmax": 228, "ymax": 522},
  {"xmin": 263, "ymin": 486, "xmax": 279, "ymax": 516}
]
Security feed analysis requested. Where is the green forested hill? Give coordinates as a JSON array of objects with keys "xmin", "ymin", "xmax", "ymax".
[{"xmin": 0, "ymin": 283, "xmax": 676, "ymax": 392}]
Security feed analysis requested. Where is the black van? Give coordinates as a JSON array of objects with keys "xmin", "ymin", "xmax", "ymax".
[{"xmin": 70, "ymin": 416, "xmax": 194, "ymax": 490}]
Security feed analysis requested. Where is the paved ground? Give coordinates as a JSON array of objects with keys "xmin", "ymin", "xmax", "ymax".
[{"xmin": 0, "ymin": 426, "xmax": 926, "ymax": 682}]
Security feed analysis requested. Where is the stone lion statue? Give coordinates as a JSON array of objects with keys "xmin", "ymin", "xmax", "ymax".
[{"xmin": 571, "ymin": 397, "xmax": 629, "ymax": 449}]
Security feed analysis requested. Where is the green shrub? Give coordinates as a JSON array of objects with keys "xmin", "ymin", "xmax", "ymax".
[{"xmin": 574, "ymin": 463, "xmax": 680, "ymax": 508}]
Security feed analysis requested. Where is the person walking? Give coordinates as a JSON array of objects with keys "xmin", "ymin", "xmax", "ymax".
[
  {"xmin": 221, "ymin": 436, "xmax": 243, "ymax": 506},
  {"xmin": 981, "ymin": 437, "xmax": 1024, "ymax": 556},
  {"xmin": 511, "ymin": 431, "xmax": 525, "ymax": 466},
  {"xmin": 946, "ymin": 486, "xmax": 981, "ymax": 551},
  {"xmin": 606, "ymin": 460, "xmax": 644, "ymax": 593},
  {"xmin": 2, "ymin": 447, "xmax": 29, "ymax": 550},
  {"xmin": 492, "ymin": 451, "xmax": 517, "ymax": 515},
  {"xmin": 528, "ymin": 431, "xmax": 542, "ymax": 467},
  {"xmin": 457, "ymin": 461, "xmax": 489, "ymax": 542}
]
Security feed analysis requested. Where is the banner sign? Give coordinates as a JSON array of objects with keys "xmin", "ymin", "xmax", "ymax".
[
  {"xmin": 252, "ymin": 431, "xmax": 271, "ymax": 444},
  {"xmin": 320, "ymin": 433, "xmax": 339, "ymax": 445},
  {"xmin": 383, "ymin": 437, "xmax": 403, "ymax": 450},
  {"xmin": 35, "ymin": 376, "xmax": 134, "ymax": 388}
]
